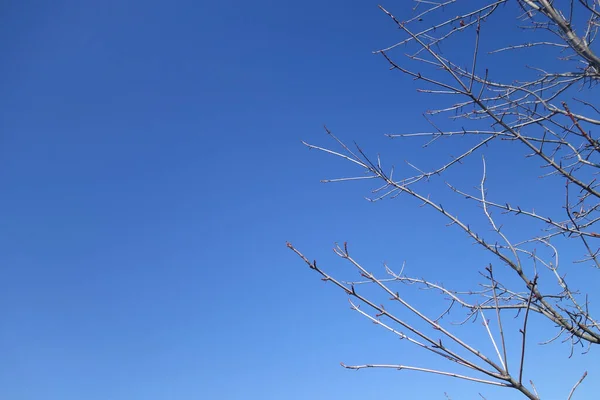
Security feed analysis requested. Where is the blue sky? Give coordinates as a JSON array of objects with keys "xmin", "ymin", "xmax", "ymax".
[{"xmin": 2, "ymin": 1, "xmax": 599, "ymax": 399}]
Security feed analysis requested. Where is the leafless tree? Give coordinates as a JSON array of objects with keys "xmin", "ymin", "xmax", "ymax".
[{"xmin": 288, "ymin": 1, "xmax": 600, "ymax": 398}]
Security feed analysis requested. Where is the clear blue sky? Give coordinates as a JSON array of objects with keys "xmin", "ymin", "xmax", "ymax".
[{"xmin": 2, "ymin": 1, "xmax": 598, "ymax": 399}]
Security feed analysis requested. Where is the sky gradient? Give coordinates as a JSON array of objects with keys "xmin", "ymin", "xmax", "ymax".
[{"xmin": 2, "ymin": 1, "xmax": 599, "ymax": 399}]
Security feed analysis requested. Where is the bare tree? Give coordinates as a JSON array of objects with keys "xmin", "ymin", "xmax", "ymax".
[{"xmin": 288, "ymin": 1, "xmax": 600, "ymax": 398}]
